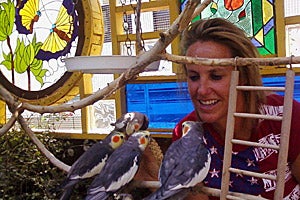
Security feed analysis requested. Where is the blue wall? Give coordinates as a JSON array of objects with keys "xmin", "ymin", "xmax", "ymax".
[
  {"xmin": 262, "ymin": 75, "xmax": 300, "ymax": 102},
  {"xmin": 126, "ymin": 82, "xmax": 193, "ymax": 129},
  {"xmin": 126, "ymin": 76, "xmax": 300, "ymax": 129}
]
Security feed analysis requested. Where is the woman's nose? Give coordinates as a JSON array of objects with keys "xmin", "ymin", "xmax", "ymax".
[{"xmin": 197, "ymin": 79, "xmax": 211, "ymax": 96}]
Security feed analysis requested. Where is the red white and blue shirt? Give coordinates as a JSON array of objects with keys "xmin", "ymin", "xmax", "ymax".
[{"xmin": 173, "ymin": 94, "xmax": 300, "ymax": 199}]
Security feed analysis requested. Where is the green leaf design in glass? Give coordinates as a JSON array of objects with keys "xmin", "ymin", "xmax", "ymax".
[{"xmin": 0, "ymin": 0, "xmax": 14, "ymax": 41}]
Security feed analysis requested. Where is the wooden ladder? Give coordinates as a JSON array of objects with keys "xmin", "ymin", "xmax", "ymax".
[{"xmin": 220, "ymin": 69, "xmax": 295, "ymax": 200}]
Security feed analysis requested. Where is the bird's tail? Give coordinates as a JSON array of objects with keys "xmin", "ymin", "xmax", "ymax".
[
  {"xmin": 143, "ymin": 187, "xmax": 186, "ymax": 200},
  {"xmin": 59, "ymin": 178, "xmax": 79, "ymax": 190},
  {"xmin": 85, "ymin": 191, "xmax": 109, "ymax": 200},
  {"xmin": 166, "ymin": 189, "xmax": 189, "ymax": 200},
  {"xmin": 143, "ymin": 188, "xmax": 164, "ymax": 200},
  {"xmin": 60, "ymin": 187, "xmax": 73, "ymax": 200},
  {"xmin": 57, "ymin": 179, "xmax": 79, "ymax": 200}
]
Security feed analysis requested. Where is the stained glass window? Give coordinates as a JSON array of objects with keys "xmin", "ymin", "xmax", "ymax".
[
  {"xmin": 0, "ymin": 0, "xmax": 79, "ymax": 91},
  {"xmin": 180, "ymin": 0, "xmax": 276, "ymax": 56}
]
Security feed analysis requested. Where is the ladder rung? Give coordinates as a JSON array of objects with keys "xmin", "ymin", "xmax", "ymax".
[
  {"xmin": 231, "ymin": 139, "xmax": 280, "ymax": 150},
  {"xmin": 229, "ymin": 167, "xmax": 277, "ymax": 181},
  {"xmin": 202, "ymin": 186, "xmax": 269, "ymax": 200},
  {"xmin": 236, "ymin": 86, "xmax": 285, "ymax": 91},
  {"xmin": 234, "ymin": 113, "xmax": 282, "ymax": 121},
  {"xmin": 225, "ymin": 194, "xmax": 267, "ymax": 200},
  {"xmin": 226, "ymin": 195, "xmax": 244, "ymax": 200}
]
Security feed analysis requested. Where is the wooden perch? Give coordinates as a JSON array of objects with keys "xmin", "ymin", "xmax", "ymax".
[
  {"xmin": 0, "ymin": 89, "xmax": 23, "ymax": 136},
  {"xmin": 161, "ymin": 53, "xmax": 300, "ymax": 67},
  {"xmin": 129, "ymin": 180, "xmax": 269, "ymax": 200},
  {"xmin": 0, "ymin": 114, "xmax": 17, "ymax": 137}
]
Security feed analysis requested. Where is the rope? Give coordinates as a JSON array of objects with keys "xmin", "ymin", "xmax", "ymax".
[{"xmin": 148, "ymin": 138, "xmax": 163, "ymax": 165}]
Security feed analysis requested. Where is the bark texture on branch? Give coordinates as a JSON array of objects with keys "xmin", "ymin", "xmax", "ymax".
[
  {"xmin": 161, "ymin": 53, "xmax": 300, "ymax": 67},
  {"xmin": 17, "ymin": 115, "xmax": 71, "ymax": 172}
]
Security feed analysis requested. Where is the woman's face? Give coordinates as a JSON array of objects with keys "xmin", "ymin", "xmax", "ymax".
[{"xmin": 185, "ymin": 41, "xmax": 234, "ymax": 131}]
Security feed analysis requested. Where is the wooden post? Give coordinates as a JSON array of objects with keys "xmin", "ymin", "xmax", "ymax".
[
  {"xmin": 274, "ymin": 69, "xmax": 295, "ymax": 199},
  {"xmin": 220, "ymin": 70, "xmax": 239, "ymax": 199}
]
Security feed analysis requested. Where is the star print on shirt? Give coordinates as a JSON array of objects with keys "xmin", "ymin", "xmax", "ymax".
[
  {"xmin": 248, "ymin": 177, "xmax": 259, "ymax": 185},
  {"xmin": 229, "ymin": 180, "xmax": 233, "ymax": 187},
  {"xmin": 203, "ymin": 129, "xmax": 264, "ymax": 195},
  {"xmin": 209, "ymin": 168, "xmax": 220, "ymax": 178},
  {"xmin": 210, "ymin": 146, "xmax": 218, "ymax": 155},
  {"xmin": 246, "ymin": 158, "xmax": 256, "ymax": 167}
]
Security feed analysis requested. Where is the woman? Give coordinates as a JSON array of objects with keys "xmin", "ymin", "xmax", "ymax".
[{"xmin": 173, "ymin": 18, "xmax": 300, "ymax": 199}]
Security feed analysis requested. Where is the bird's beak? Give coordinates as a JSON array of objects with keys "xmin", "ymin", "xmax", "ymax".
[{"xmin": 149, "ymin": 136, "xmax": 153, "ymax": 142}]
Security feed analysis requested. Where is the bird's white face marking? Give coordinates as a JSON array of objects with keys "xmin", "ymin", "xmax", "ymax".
[
  {"xmin": 125, "ymin": 112, "xmax": 135, "ymax": 121},
  {"xmin": 137, "ymin": 131, "xmax": 151, "ymax": 151},
  {"xmin": 125, "ymin": 113, "xmax": 138, "ymax": 135},
  {"xmin": 110, "ymin": 132, "xmax": 126, "ymax": 149},
  {"xmin": 182, "ymin": 121, "xmax": 192, "ymax": 137}
]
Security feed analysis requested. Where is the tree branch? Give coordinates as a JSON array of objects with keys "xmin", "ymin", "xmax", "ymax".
[
  {"xmin": 17, "ymin": 115, "xmax": 71, "ymax": 172},
  {"xmin": 192, "ymin": 0, "xmax": 212, "ymax": 19},
  {"xmin": 0, "ymin": 114, "xmax": 17, "ymax": 137},
  {"xmin": 160, "ymin": 53, "xmax": 300, "ymax": 67}
]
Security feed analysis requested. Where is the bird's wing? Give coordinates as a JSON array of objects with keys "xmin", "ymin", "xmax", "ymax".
[
  {"xmin": 88, "ymin": 146, "xmax": 142, "ymax": 194},
  {"xmin": 159, "ymin": 139, "xmax": 183, "ymax": 184},
  {"xmin": 165, "ymin": 146, "xmax": 210, "ymax": 190},
  {"xmin": 68, "ymin": 142, "xmax": 113, "ymax": 179}
]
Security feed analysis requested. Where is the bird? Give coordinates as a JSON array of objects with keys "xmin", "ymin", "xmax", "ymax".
[
  {"xmin": 111, "ymin": 112, "xmax": 149, "ymax": 136},
  {"xmin": 85, "ymin": 130, "xmax": 151, "ymax": 200},
  {"xmin": 143, "ymin": 121, "xmax": 211, "ymax": 200},
  {"xmin": 59, "ymin": 130, "xmax": 126, "ymax": 200}
]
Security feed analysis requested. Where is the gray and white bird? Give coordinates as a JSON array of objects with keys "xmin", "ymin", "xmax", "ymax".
[
  {"xmin": 59, "ymin": 131, "xmax": 126, "ymax": 200},
  {"xmin": 85, "ymin": 131, "xmax": 151, "ymax": 200},
  {"xmin": 144, "ymin": 121, "xmax": 211, "ymax": 200},
  {"xmin": 111, "ymin": 112, "xmax": 149, "ymax": 136}
]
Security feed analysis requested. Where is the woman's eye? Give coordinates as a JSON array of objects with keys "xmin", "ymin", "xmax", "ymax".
[
  {"xmin": 188, "ymin": 75, "xmax": 199, "ymax": 81},
  {"xmin": 211, "ymin": 74, "xmax": 222, "ymax": 80}
]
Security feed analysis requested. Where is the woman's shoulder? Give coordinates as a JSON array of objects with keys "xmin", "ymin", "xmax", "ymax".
[
  {"xmin": 260, "ymin": 93, "xmax": 300, "ymax": 115},
  {"xmin": 265, "ymin": 93, "xmax": 300, "ymax": 105},
  {"xmin": 266, "ymin": 93, "xmax": 284, "ymax": 104}
]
